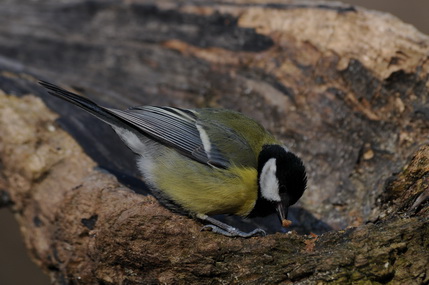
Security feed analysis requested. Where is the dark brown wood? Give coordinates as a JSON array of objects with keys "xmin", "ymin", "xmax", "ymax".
[{"xmin": 0, "ymin": 0, "xmax": 428, "ymax": 284}]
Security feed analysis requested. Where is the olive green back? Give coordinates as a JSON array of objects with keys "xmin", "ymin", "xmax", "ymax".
[{"xmin": 197, "ymin": 109, "xmax": 279, "ymax": 167}]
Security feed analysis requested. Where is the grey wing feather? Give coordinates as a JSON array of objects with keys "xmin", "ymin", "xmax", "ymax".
[
  {"xmin": 37, "ymin": 81, "xmax": 228, "ymax": 168},
  {"xmin": 107, "ymin": 106, "xmax": 230, "ymax": 168}
]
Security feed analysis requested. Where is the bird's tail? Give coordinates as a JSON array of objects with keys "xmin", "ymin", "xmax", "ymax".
[{"xmin": 39, "ymin": 81, "xmax": 129, "ymax": 129}]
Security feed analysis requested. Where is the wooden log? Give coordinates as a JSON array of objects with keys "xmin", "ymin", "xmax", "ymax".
[{"xmin": 0, "ymin": 0, "xmax": 428, "ymax": 284}]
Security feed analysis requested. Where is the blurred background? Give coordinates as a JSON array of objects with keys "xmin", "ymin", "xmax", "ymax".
[
  {"xmin": 0, "ymin": 1, "xmax": 427, "ymax": 284},
  {"xmin": 337, "ymin": 0, "xmax": 428, "ymax": 35}
]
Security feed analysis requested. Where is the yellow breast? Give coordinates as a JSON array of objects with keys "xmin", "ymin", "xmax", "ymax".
[{"xmin": 152, "ymin": 163, "xmax": 258, "ymax": 217}]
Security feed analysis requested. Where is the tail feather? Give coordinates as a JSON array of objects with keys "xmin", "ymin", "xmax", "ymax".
[{"xmin": 39, "ymin": 81, "xmax": 127, "ymax": 129}]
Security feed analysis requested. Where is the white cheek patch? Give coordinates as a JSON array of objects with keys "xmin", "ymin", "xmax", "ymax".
[{"xmin": 260, "ymin": 158, "xmax": 281, "ymax": 202}]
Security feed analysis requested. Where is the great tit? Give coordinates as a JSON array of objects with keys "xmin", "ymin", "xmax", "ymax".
[{"xmin": 39, "ymin": 81, "xmax": 307, "ymax": 237}]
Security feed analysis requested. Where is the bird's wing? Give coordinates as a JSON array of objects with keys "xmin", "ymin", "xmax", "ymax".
[
  {"xmin": 38, "ymin": 81, "xmax": 229, "ymax": 168},
  {"xmin": 107, "ymin": 106, "xmax": 230, "ymax": 169}
]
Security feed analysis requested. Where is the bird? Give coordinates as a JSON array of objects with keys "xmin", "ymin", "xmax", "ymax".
[{"xmin": 39, "ymin": 81, "xmax": 307, "ymax": 237}]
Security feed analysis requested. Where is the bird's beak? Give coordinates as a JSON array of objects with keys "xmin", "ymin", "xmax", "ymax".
[{"xmin": 276, "ymin": 202, "xmax": 292, "ymax": 228}]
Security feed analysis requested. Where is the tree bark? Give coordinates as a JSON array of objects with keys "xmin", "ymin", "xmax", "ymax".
[{"xmin": 0, "ymin": 0, "xmax": 428, "ymax": 284}]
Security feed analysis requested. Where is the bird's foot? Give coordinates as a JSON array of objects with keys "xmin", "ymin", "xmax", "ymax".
[
  {"xmin": 201, "ymin": 224, "xmax": 266, "ymax": 237},
  {"xmin": 197, "ymin": 214, "xmax": 266, "ymax": 238}
]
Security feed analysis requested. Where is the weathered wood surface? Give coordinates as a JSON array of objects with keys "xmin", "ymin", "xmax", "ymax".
[{"xmin": 0, "ymin": 0, "xmax": 428, "ymax": 284}]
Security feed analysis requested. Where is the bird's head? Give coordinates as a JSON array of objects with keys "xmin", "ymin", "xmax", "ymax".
[{"xmin": 256, "ymin": 144, "xmax": 307, "ymax": 227}]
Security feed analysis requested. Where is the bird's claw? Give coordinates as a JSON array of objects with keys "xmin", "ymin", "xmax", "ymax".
[{"xmin": 201, "ymin": 224, "xmax": 266, "ymax": 238}]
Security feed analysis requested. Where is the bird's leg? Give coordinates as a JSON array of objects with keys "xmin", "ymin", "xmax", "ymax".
[{"xmin": 197, "ymin": 214, "xmax": 266, "ymax": 238}]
